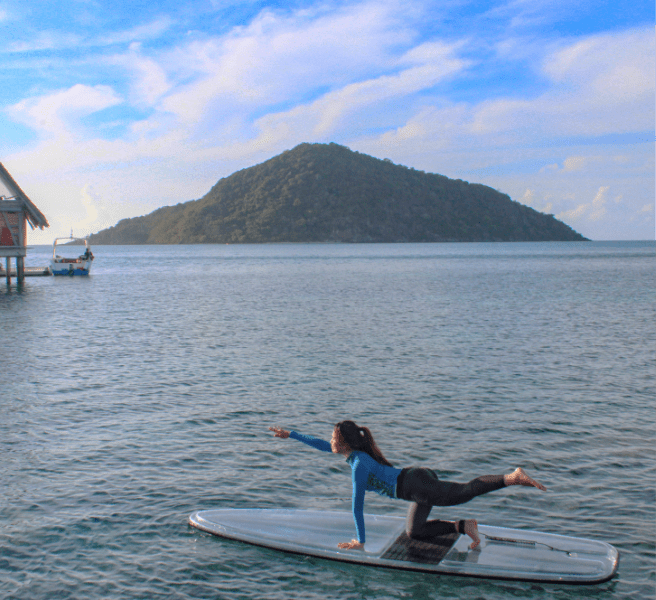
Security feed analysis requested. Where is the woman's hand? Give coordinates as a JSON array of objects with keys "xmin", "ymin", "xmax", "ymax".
[
  {"xmin": 269, "ymin": 426, "xmax": 290, "ymax": 438},
  {"xmin": 337, "ymin": 540, "xmax": 364, "ymax": 550}
]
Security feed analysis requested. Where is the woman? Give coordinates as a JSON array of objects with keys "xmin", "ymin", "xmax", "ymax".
[{"xmin": 269, "ymin": 421, "xmax": 546, "ymax": 550}]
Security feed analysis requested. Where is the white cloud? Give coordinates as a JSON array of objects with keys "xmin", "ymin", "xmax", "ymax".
[
  {"xmin": 359, "ymin": 26, "xmax": 654, "ymax": 167},
  {"xmin": 468, "ymin": 27, "xmax": 655, "ymax": 138},
  {"xmin": 6, "ymin": 31, "xmax": 83, "ymax": 53},
  {"xmin": 521, "ymin": 188, "xmax": 535, "ymax": 204},
  {"xmin": 357, "ymin": 103, "xmax": 470, "ymax": 160},
  {"xmin": 2, "ymin": 17, "xmax": 174, "ymax": 54},
  {"xmin": 251, "ymin": 48, "xmax": 464, "ymax": 142},
  {"xmin": 469, "ymin": 99, "xmax": 531, "ymax": 134},
  {"xmin": 71, "ymin": 185, "xmax": 100, "ymax": 238},
  {"xmin": 518, "ymin": 188, "xmax": 554, "ymax": 214},
  {"xmin": 588, "ymin": 185, "xmax": 609, "ymax": 221},
  {"xmin": 485, "ymin": 0, "xmax": 576, "ymax": 30},
  {"xmin": 96, "ymin": 17, "xmax": 173, "ymax": 46},
  {"xmin": 562, "ymin": 156, "xmax": 587, "ymax": 172},
  {"xmin": 557, "ymin": 202, "xmax": 588, "ymax": 222},
  {"xmin": 538, "ymin": 156, "xmax": 600, "ymax": 173},
  {"xmin": 555, "ymin": 185, "xmax": 609, "ymax": 223},
  {"xmin": 108, "ymin": 45, "xmax": 171, "ymax": 106},
  {"xmin": 159, "ymin": 1, "xmax": 420, "ymax": 125},
  {"xmin": 544, "ymin": 28, "xmax": 654, "ymax": 102},
  {"xmin": 7, "ymin": 84, "xmax": 122, "ymax": 138}
]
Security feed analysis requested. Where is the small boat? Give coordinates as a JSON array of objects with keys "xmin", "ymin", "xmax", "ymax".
[{"xmin": 50, "ymin": 235, "xmax": 94, "ymax": 276}]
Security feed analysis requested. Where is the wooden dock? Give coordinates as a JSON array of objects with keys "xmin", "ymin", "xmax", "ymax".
[{"xmin": 1, "ymin": 266, "xmax": 51, "ymax": 277}]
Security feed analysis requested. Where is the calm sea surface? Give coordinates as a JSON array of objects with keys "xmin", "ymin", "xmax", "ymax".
[{"xmin": 1, "ymin": 241, "xmax": 654, "ymax": 600}]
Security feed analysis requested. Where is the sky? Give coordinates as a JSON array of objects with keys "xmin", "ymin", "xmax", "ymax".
[{"xmin": 0, "ymin": 0, "xmax": 653, "ymax": 243}]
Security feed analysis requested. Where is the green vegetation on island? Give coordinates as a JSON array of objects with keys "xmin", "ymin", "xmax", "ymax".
[{"xmin": 88, "ymin": 143, "xmax": 587, "ymax": 244}]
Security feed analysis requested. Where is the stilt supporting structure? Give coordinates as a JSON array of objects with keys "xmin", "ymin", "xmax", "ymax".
[
  {"xmin": 16, "ymin": 256, "xmax": 24, "ymax": 284},
  {"xmin": 1, "ymin": 163, "xmax": 49, "ymax": 285}
]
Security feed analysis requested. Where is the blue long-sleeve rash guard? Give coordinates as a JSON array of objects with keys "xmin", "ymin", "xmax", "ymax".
[{"xmin": 289, "ymin": 431, "xmax": 402, "ymax": 544}]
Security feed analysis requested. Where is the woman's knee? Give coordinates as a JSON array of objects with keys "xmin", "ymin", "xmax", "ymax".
[
  {"xmin": 405, "ymin": 502, "xmax": 432, "ymax": 539},
  {"xmin": 406, "ymin": 522, "xmax": 426, "ymax": 539}
]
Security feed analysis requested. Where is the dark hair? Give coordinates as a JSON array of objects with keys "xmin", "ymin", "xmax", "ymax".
[{"xmin": 335, "ymin": 420, "xmax": 393, "ymax": 467}]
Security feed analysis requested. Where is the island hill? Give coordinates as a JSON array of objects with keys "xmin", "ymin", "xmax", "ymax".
[{"xmin": 88, "ymin": 143, "xmax": 587, "ymax": 244}]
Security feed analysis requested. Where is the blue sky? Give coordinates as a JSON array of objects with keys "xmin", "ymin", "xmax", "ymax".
[{"xmin": 0, "ymin": 0, "xmax": 653, "ymax": 242}]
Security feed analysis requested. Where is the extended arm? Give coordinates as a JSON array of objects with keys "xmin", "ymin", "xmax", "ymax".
[
  {"xmin": 268, "ymin": 427, "xmax": 332, "ymax": 453},
  {"xmin": 268, "ymin": 426, "xmax": 363, "ymax": 550}
]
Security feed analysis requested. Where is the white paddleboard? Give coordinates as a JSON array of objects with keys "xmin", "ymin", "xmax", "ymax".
[{"xmin": 189, "ymin": 509, "xmax": 619, "ymax": 584}]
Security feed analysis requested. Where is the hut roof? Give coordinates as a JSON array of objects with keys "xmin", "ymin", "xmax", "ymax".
[{"xmin": 0, "ymin": 162, "xmax": 49, "ymax": 230}]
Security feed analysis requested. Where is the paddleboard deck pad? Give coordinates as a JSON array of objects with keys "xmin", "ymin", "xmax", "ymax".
[{"xmin": 189, "ymin": 509, "xmax": 619, "ymax": 584}]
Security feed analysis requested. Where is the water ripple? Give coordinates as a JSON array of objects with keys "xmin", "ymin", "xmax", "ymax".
[{"xmin": 1, "ymin": 242, "xmax": 654, "ymax": 599}]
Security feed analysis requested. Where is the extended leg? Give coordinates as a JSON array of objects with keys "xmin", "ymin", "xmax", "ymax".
[
  {"xmin": 436, "ymin": 474, "xmax": 506, "ymax": 506},
  {"xmin": 401, "ymin": 468, "xmax": 506, "ymax": 507},
  {"xmin": 399, "ymin": 467, "xmax": 546, "ymax": 550}
]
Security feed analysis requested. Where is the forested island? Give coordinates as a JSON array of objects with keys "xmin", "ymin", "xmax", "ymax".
[{"xmin": 88, "ymin": 143, "xmax": 587, "ymax": 244}]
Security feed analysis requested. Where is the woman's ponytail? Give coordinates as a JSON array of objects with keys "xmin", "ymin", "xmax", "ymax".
[{"xmin": 336, "ymin": 421, "xmax": 393, "ymax": 467}]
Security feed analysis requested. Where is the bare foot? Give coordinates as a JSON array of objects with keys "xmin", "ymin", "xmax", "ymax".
[
  {"xmin": 463, "ymin": 519, "xmax": 480, "ymax": 550},
  {"xmin": 504, "ymin": 467, "xmax": 547, "ymax": 491}
]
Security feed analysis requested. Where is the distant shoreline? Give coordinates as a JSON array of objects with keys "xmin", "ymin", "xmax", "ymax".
[{"xmin": 28, "ymin": 240, "xmax": 656, "ymax": 249}]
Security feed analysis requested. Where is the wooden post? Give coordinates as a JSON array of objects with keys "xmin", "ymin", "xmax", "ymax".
[
  {"xmin": 17, "ymin": 256, "xmax": 25, "ymax": 284},
  {"xmin": 5, "ymin": 257, "xmax": 10, "ymax": 285},
  {"xmin": 17, "ymin": 213, "xmax": 25, "ymax": 284}
]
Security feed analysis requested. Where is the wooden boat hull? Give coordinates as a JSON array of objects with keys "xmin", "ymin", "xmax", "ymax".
[{"xmin": 50, "ymin": 259, "xmax": 92, "ymax": 276}]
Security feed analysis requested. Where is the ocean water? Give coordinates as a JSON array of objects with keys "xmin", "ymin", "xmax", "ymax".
[{"xmin": 1, "ymin": 241, "xmax": 654, "ymax": 600}]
